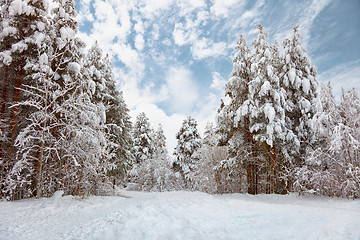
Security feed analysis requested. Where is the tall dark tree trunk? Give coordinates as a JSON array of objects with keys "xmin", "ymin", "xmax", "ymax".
[
  {"xmin": 0, "ymin": 65, "xmax": 8, "ymax": 162},
  {"xmin": 9, "ymin": 65, "xmax": 23, "ymax": 158}
]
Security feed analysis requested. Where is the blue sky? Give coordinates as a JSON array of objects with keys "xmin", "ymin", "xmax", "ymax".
[{"xmin": 74, "ymin": 0, "xmax": 360, "ymax": 151}]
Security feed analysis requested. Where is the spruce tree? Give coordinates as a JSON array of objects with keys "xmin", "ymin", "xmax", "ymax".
[
  {"xmin": 173, "ymin": 116, "xmax": 201, "ymax": 189},
  {"xmin": 0, "ymin": 0, "xmax": 51, "ymax": 198},
  {"xmin": 215, "ymin": 25, "xmax": 320, "ymax": 195},
  {"xmin": 215, "ymin": 33, "xmax": 255, "ymax": 194},
  {"xmin": 132, "ymin": 112, "xmax": 154, "ymax": 164},
  {"xmin": 294, "ymin": 85, "xmax": 360, "ymax": 199},
  {"xmin": 153, "ymin": 124, "xmax": 167, "ymax": 156},
  {"xmin": 84, "ymin": 43, "xmax": 133, "ymax": 185},
  {"xmin": 281, "ymin": 26, "xmax": 319, "ymax": 162}
]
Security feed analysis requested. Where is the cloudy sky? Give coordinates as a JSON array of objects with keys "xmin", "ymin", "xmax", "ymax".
[{"xmin": 74, "ymin": 0, "xmax": 360, "ymax": 152}]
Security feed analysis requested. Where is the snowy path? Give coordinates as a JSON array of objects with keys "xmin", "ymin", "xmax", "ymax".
[{"xmin": 1, "ymin": 191, "xmax": 359, "ymax": 240}]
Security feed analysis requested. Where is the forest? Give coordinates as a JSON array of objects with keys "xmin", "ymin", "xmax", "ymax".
[{"xmin": 0, "ymin": 0, "xmax": 359, "ymax": 201}]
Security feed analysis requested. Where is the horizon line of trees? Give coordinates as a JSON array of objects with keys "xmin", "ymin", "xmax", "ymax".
[{"xmin": 1, "ymin": 1, "xmax": 359, "ymax": 200}]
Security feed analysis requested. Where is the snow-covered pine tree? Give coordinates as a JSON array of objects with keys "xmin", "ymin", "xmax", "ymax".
[
  {"xmin": 215, "ymin": 34, "xmax": 253, "ymax": 194},
  {"xmin": 153, "ymin": 124, "xmax": 167, "ymax": 156},
  {"xmin": 48, "ymin": 0, "xmax": 113, "ymax": 196},
  {"xmin": 337, "ymin": 88, "xmax": 360, "ymax": 198},
  {"xmin": 173, "ymin": 116, "xmax": 201, "ymax": 189},
  {"xmin": 247, "ymin": 24, "xmax": 288, "ymax": 194},
  {"xmin": 281, "ymin": 26, "xmax": 319, "ymax": 163},
  {"xmin": 194, "ymin": 122, "xmax": 227, "ymax": 193},
  {"xmin": 4, "ymin": 0, "xmax": 114, "ymax": 199},
  {"xmin": 0, "ymin": 0, "xmax": 52, "ymax": 198},
  {"xmin": 294, "ymin": 83, "xmax": 339, "ymax": 197},
  {"xmin": 128, "ymin": 124, "xmax": 181, "ymax": 192},
  {"xmin": 294, "ymin": 85, "xmax": 360, "ymax": 199},
  {"xmin": 203, "ymin": 122, "xmax": 216, "ymax": 147},
  {"xmin": 215, "ymin": 25, "xmax": 320, "ymax": 195},
  {"xmin": 84, "ymin": 43, "xmax": 133, "ymax": 186},
  {"xmin": 59, "ymin": 82, "xmax": 111, "ymax": 196},
  {"xmin": 132, "ymin": 112, "xmax": 155, "ymax": 164}
]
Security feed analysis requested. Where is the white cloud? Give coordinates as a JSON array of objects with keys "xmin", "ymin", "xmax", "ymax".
[
  {"xmin": 298, "ymin": 0, "xmax": 332, "ymax": 45},
  {"xmin": 134, "ymin": 34, "xmax": 145, "ymax": 51},
  {"xmin": 134, "ymin": 19, "xmax": 145, "ymax": 34},
  {"xmin": 139, "ymin": 0, "xmax": 175, "ymax": 20},
  {"xmin": 273, "ymin": 0, "xmax": 332, "ymax": 48},
  {"xmin": 191, "ymin": 38, "xmax": 227, "ymax": 60},
  {"xmin": 172, "ymin": 22, "xmax": 198, "ymax": 46},
  {"xmin": 210, "ymin": 0, "xmax": 244, "ymax": 18},
  {"xmin": 76, "ymin": 0, "xmax": 94, "ymax": 24},
  {"xmin": 176, "ymin": 0, "xmax": 206, "ymax": 15},
  {"xmin": 164, "ymin": 66, "xmax": 200, "ymax": 114},
  {"xmin": 210, "ymin": 72, "xmax": 227, "ymax": 90}
]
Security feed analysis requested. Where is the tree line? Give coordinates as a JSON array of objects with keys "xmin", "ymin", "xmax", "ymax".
[{"xmin": 1, "ymin": 1, "xmax": 359, "ymax": 200}]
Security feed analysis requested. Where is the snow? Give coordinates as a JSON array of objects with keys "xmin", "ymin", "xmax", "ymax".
[
  {"xmin": 302, "ymin": 77, "xmax": 311, "ymax": 94},
  {"xmin": 60, "ymin": 27, "xmax": 75, "ymax": 41},
  {"xmin": 39, "ymin": 53, "xmax": 48, "ymax": 66},
  {"xmin": 285, "ymin": 54, "xmax": 291, "ymax": 64},
  {"xmin": 288, "ymin": 69, "xmax": 296, "ymax": 84},
  {"xmin": 260, "ymin": 80, "xmax": 271, "ymax": 96},
  {"xmin": 68, "ymin": 62, "xmax": 81, "ymax": 75},
  {"xmin": 0, "ymin": 26, "xmax": 17, "ymax": 39},
  {"xmin": 37, "ymin": 22, "xmax": 46, "ymax": 32},
  {"xmin": 264, "ymin": 103, "xmax": 275, "ymax": 123},
  {"xmin": 0, "ymin": 50, "xmax": 13, "ymax": 65},
  {"xmin": 0, "ymin": 191, "xmax": 359, "ymax": 240}
]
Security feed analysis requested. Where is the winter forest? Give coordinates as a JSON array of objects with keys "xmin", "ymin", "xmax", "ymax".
[{"xmin": 0, "ymin": 0, "xmax": 359, "ymax": 202}]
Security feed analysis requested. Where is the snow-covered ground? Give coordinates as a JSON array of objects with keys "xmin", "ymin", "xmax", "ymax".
[{"xmin": 1, "ymin": 191, "xmax": 359, "ymax": 240}]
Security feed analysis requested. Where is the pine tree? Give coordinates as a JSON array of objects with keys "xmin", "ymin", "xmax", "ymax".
[
  {"xmin": 281, "ymin": 26, "xmax": 319, "ymax": 162},
  {"xmin": 334, "ymin": 89, "xmax": 360, "ymax": 198},
  {"xmin": 3, "ymin": 0, "xmax": 115, "ymax": 199},
  {"xmin": 215, "ymin": 33, "xmax": 255, "ymax": 194},
  {"xmin": 215, "ymin": 25, "xmax": 320, "ymax": 195},
  {"xmin": 294, "ymin": 85, "xmax": 360, "ymax": 199},
  {"xmin": 132, "ymin": 112, "xmax": 154, "ymax": 164},
  {"xmin": 0, "ymin": 0, "xmax": 51, "ymax": 198},
  {"xmin": 294, "ymin": 83, "xmax": 339, "ymax": 197},
  {"xmin": 84, "ymin": 43, "xmax": 133, "ymax": 186},
  {"xmin": 48, "ymin": 0, "xmax": 113, "ymax": 197},
  {"xmin": 203, "ymin": 122, "xmax": 217, "ymax": 147},
  {"xmin": 195, "ymin": 122, "xmax": 227, "ymax": 193},
  {"xmin": 173, "ymin": 116, "xmax": 201, "ymax": 189}
]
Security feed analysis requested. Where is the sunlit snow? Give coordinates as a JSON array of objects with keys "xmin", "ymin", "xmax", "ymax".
[{"xmin": 1, "ymin": 191, "xmax": 359, "ymax": 240}]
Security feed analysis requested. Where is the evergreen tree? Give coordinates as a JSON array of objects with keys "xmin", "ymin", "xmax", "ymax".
[
  {"xmin": 132, "ymin": 124, "xmax": 181, "ymax": 191},
  {"xmin": 2, "ymin": 0, "xmax": 115, "ymax": 199},
  {"xmin": 215, "ymin": 33, "xmax": 255, "ymax": 194},
  {"xmin": 132, "ymin": 112, "xmax": 154, "ymax": 164},
  {"xmin": 173, "ymin": 116, "xmax": 201, "ymax": 189},
  {"xmin": 215, "ymin": 25, "xmax": 319, "ymax": 195},
  {"xmin": 248, "ymin": 24, "xmax": 288, "ymax": 193},
  {"xmin": 203, "ymin": 122, "xmax": 217, "ymax": 147},
  {"xmin": 194, "ymin": 122, "xmax": 227, "ymax": 193},
  {"xmin": 153, "ymin": 124, "xmax": 167, "ymax": 156},
  {"xmin": 84, "ymin": 43, "xmax": 133, "ymax": 185},
  {"xmin": 0, "ymin": 0, "xmax": 51, "ymax": 197},
  {"xmin": 294, "ymin": 85, "xmax": 360, "ymax": 199},
  {"xmin": 281, "ymin": 26, "xmax": 319, "ymax": 161}
]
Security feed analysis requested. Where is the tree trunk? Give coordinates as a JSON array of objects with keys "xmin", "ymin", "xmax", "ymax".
[
  {"xmin": 9, "ymin": 66, "xmax": 23, "ymax": 158},
  {"xmin": 36, "ymin": 127, "xmax": 46, "ymax": 199},
  {"xmin": 0, "ymin": 65, "xmax": 8, "ymax": 172}
]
